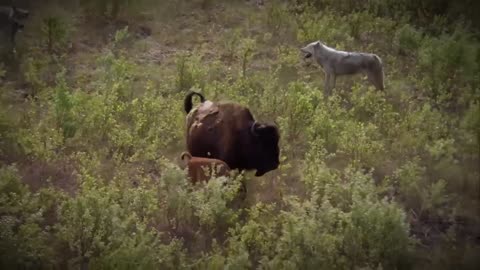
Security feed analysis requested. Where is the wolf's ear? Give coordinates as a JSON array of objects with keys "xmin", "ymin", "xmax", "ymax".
[{"xmin": 314, "ymin": 41, "xmax": 321, "ymax": 48}]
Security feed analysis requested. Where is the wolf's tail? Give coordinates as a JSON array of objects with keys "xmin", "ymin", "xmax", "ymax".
[
  {"xmin": 373, "ymin": 54, "xmax": 382, "ymax": 65},
  {"xmin": 371, "ymin": 55, "xmax": 385, "ymax": 90},
  {"xmin": 184, "ymin": 91, "xmax": 205, "ymax": 114}
]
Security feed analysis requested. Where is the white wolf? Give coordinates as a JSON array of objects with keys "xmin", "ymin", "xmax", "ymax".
[
  {"xmin": 0, "ymin": 6, "xmax": 29, "ymax": 55},
  {"xmin": 300, "ymin": 40, "xmax": 385, "ymax": 95}
]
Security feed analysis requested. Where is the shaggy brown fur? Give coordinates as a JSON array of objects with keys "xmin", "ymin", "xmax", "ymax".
[
  {"xmin": 180, "ymin": 151, "xmax": 231, "ymax": 184},
  {"xmin": 184, "ymin": 91, "xmax": 280, "ymax": 177}
]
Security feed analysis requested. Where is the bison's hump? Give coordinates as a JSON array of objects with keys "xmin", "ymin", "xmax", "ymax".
[
  {"xmin": 186, "ymin": 100, "xmax": 223, "ymax": 137},
  {"xmin": 187, "ymin": 101, "xmax": 219, "ymax": 125},
  {"xmin": 196, "ymin": 101, "xmax": 218, "ymax": 120}
]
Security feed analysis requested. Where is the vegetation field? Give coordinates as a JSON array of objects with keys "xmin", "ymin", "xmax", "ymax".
[{"xmin": 1, "ymin": 0, "xmax": 479, "ymax": 269}]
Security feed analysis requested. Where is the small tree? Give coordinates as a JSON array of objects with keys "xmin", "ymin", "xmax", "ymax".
[
  {"xmin": 41, "ymin": 16, "xmax": 69, "ymax": 54},
  {"xmin": 239, "ymin": 38, "xmax": 256, "ymax": 78}
]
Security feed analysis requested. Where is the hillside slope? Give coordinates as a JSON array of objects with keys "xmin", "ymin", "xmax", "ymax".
[{"xmin": 1, "ymin": 1, "xmax": 479, "ymax": 269}]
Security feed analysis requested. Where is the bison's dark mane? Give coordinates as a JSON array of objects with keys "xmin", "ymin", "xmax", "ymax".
[{"xmin": 184, "ymin": 91, "xmax": 205, "ymax": 113}]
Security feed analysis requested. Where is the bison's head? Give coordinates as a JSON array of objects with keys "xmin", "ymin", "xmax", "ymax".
[{"xmin": 249, "ymin": 121, "xmax": 280, "ymax": 176}]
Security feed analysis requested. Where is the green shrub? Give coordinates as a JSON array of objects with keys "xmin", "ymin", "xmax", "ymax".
[
  {"xmin": 0, "ymin": 166, "xmax": 56, "ymax": 268},
  {"xmin": 294, "ymin": 0, "xmax": 480, "ymax": 32},
  {"xmin": 459, "ymin": 101, "xmax": 480, "ymax": 155},
  {"xmin": 54, "ymin": 69, "xmax": 77, "ymax": 140},
  {"xmin": 394, "ymin": 24, "xmax": 423, "ymax": 55},
  {"xmin": 391, "ymin": 158, "xmax": 451, "ymax": 221},
  {"xmin": 128, "ymin": 92, "xmax": 183, "ymax": 161},
  {"xmin": 266, "ymin": 0, "xmax": 297, "ymax": 38},
  {"xmin": 112, "ymin": 26, "xmax": 132, "ymax": 53},
  {"xmin": 156, "ymin": 160, "xmax": 195, "ymax": 229},
  {"xmin": 305, "ymin": 165, "xmax": 412, "ymax": 269},
  {"xmin": 337, "ymin": 120, "xmax": 384, "ymax": 168},
  {"xmin": 0, "ymin": 107, "xmax": 21, "ymax": 159},
  {"xmin": 305, "ymin": 93, "xmax": 347, "ymax": 153},
  {"xmin": 16, "ymin": 99, "xmax": 65, "ymax": 160},
  {"xmin": 175, "ymin": 52, "xmax": 207, "ymax": 91},
  {"xmin": 418, "ymin": 29, "xmax": 479, "ymax": 102},
  {"xmin": 222, "ymin": 28, "xmax": 243, "ymax": 62},
  {"xmin": 392, "ymin": 103, "xmax": 448, "ymax": 158},
  {"xmin": 41, "ymin": 15, "xmax": 71, "ymax": 54},
  {"xmin": 297, "ymin": 12, "xmax": 353, "ymax": 47},
  {"xmin": 343, "ymin": 197, "xmax": 412, "ymax": 269},
  {"xmin": 56, "ymin": 164, "xmax": 188, "ymax": 269},
  {"xmin": 21, "ymin": 55, "xmax": 50, "ymax": 94},
  {"xmin": 223, "ymin": 166, "xmax": 412, "ymax": 269},
  {"xmin": 345, "ymin": 12, "xmax": 368, "ymax": 40},
  {"xmin": 192, "ymin": 177, "xmax": 242, "ymax": 229},
  {"xmin": 349, "ymin": 85, "xmax": 400, "ymax": 139},
  {"xmin": 224, "ymin": 203, "xmax": 279, "ymax": 268},
  {"xmin": 238, "ymin": 38, "xmax": 256, "ymax": 78}
]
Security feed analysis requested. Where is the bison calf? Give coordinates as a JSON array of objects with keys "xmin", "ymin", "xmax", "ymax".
[{"xmin": 180, "ymin": 152, "xmax": 231, "ymax": 184}]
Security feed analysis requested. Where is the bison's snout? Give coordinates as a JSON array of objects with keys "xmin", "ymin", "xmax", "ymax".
[{"xmin": 255, "ymin": 160, "xmax": 280, "ymax": 177}]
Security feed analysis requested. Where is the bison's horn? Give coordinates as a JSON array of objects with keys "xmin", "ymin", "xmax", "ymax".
[{"xmin": 250, "ymin": 121, "xmax": 260, "ymax": 137}]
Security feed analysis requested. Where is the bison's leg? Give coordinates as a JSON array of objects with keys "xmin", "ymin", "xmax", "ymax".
[{"xmin": 240, "ymin": 180, "xmax": 247, "ymax": 200}]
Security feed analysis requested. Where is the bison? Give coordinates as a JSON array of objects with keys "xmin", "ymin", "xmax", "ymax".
[
  {"xmin": 183, "ymin": 91, "xmax": 280, "ymax": 177},
  {"xmin": 180, "ymin": 151, "xmax": 231, "ymax": 184}
]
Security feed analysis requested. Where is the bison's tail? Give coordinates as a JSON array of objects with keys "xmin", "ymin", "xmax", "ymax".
[
  {"xmin": 180, "ymin": 151, "xmax": 192, "ymax": 162},
  {"xmin": 184, "ymin": 91, "xmax": 205, "ymax": 114}
]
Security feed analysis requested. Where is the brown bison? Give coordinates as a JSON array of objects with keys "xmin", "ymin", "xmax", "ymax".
[
  {"xmin": 184, "ymin": 91, "xmax": 280, "ymax": 177},
  {"xmin": 180, "ymin": 151, "xmax": 231, "ymax": 184}
]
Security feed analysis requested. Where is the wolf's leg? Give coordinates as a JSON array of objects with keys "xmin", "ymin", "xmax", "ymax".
[
  {"xmin": 376, "ymin": 69, "xmax": 385, "ymax": 91},
  {"xmin": 367, "ymin": 70, "xmax": 384, "ymax": 91},
  {"xmin": 330, "ymin": 74, "xmax": 336, "ymax": 94},
  {"xmin": 366, "ymin": 71, "xmax": 375, "ymax": 88},
  {"xmin": 324, "ymin": 73, "xmax": 331, "ymax": 96}
]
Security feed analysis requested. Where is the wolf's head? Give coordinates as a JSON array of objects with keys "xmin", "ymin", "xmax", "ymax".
[
  {"xmin": 12, "ymin": 6, "xmax": 29, "ymax": 20},
  {"xmin": 300, "ymin": 41, "xmax": 323, "ymax": 59}
]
